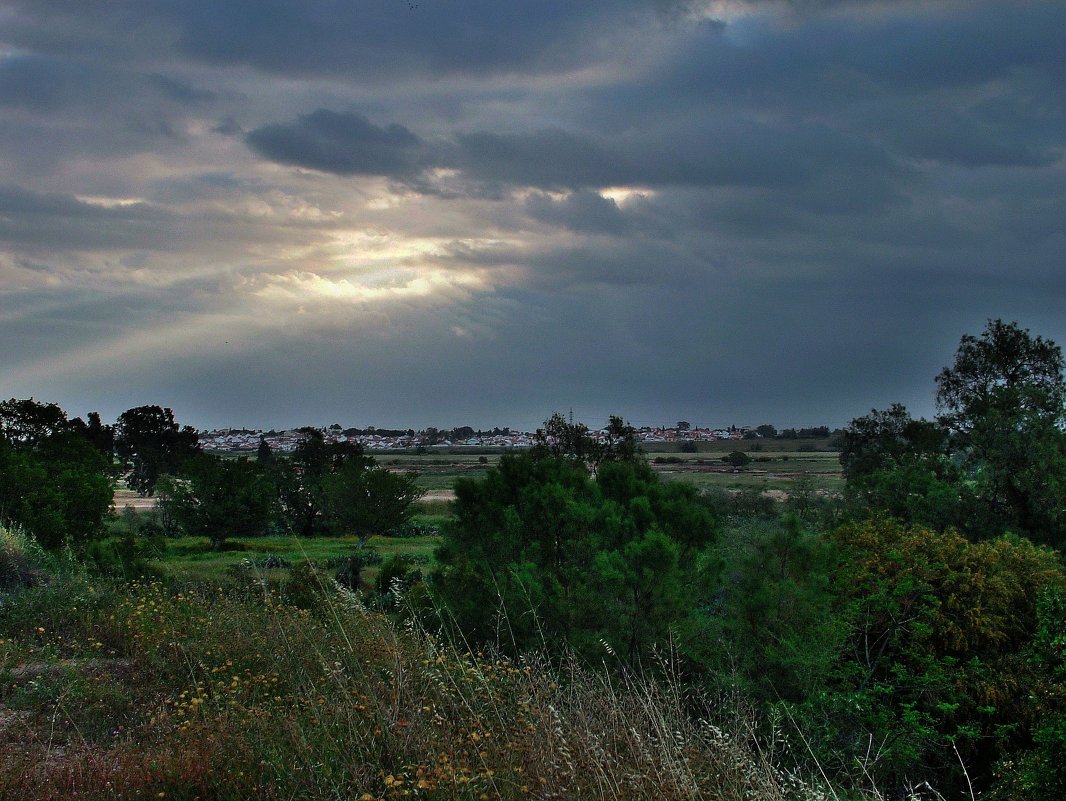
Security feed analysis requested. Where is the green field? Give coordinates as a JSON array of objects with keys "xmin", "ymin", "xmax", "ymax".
[
  {"xmin": 143, "ymin": 439, "xmax": 842, "ymax": 583},
  {"xmin": 644, "ymin": 449, "xmax": 844, "ymax": 494},
  {"xmin": 155, "ymin": 532, "xmax": 439, "ymax": 589},
  {"xmin": 381, "ymin": 439, "xmax": 845, "ymax": 496}
]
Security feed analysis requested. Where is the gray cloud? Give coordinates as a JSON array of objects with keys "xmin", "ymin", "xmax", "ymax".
[
  {"xmin": 0, "ymin": 53, "xmax": 214, "ymax": 112},
  {"xmin": 2, "ymin": 0, "xmax": 1065, "ymax": 431},
  {"xmin": 525, "ymin": 191, "xmax": 630, "ymax": 235},
  {"xmin": 246, "ymin": 110, "xmax": 427, "ymax": 179},
  {"xmin": 1, "ymin": 0, "xmax": 695, "ymax": 80}
]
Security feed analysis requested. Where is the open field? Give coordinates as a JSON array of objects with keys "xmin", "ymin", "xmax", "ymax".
[
  {"xmin": 388, "ymin": 439, "xmax": 845, "ymax": 497},
  {"xmin": 117, "ymin": 439, "xmax": 843, "ymax": 515},
  {"xmin": 158, "ymin": 533, "xmax": 439, "ymax": 588},
  {"xmin": 112, "ymin": 487, "xmax": 159, "ymax": 511},
  {"xmin": 645, "ymin": 449, "xmax": 844, "ymax": 494}
]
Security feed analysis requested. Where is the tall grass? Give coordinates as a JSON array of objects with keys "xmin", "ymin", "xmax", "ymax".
[{"xmin": 0, "ymin": 565, "xmax": 857, "ymax": 800}]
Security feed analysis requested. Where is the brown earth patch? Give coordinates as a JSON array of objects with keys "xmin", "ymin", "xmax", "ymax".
[{"xmin": 112, "ymin": 488, "xmax": 157, "ymax": 511}]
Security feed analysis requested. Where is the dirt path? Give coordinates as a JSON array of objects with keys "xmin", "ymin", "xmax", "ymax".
[
  {"xmin": 112, "ymin": 487, "xmax": 454, "ymax": 509},
  {"xmin": 421, "ymin": 489, "xmax": 456, "ymax": 502},
  {"xmin": 112, "ymin": 488, "xmax": 157, "ymax": 511}
]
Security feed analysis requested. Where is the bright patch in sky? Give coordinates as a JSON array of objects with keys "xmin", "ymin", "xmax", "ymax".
[{"xmin": 0, "ymin": 0, "xmax": 1063, "ymax": 430}]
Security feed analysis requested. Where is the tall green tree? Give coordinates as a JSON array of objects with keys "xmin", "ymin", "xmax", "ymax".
[
  {"xmin": 532, "ymin": 412, "xmax": 639, "ymax": 467},
  {"xmin": 687, "ymin": 516, "xmax": 842, "ymax": 702},
  {"xmin": 322, "ymin": 460, "xmax": 422, "ymax": 541},
  {"xmin": 277, "ymin": 429, "xmax": 369, "ymax": 537},
  {"xmin": 165, "ymin": 455, "xmax": 276, "ymax": 549},
  {"xmin": 0, "ymin": 399, "xmax": 112, "ymax": 548},
  {"xmin": 839, "ymin": 403, "xmax": 948, "ymax": 481},
  {"xmin": 114, "ymin": 405, "xmax": 200, "ymax": 496},
  {"xmin": 936, "ymin": 319, "xmax": 1065, "ymax": 434},
  {"xmin": 434, "ymin": 442, "xmax": 717, "ymax": 667},
  {"xmin": 277, "ymin": 429, "xmax": 420, "ymax": 538},
  {"xmin": 935, "ymin": 319, "xmax": 1066, "ymax": 544},
  {"xmin": 838, "ymin": 404, "xmax": 978, "ymax": 533}
]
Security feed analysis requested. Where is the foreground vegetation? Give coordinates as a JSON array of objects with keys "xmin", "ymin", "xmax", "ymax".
[
  {"xmin": 1, "ymin": 532, "xmax": 828, "ymax": 801},
  {"xmin": 3, "ymin": 318, "xmax": 1066, "ymax": 800}
]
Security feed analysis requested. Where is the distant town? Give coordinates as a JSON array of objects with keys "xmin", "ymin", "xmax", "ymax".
[{"xmin": 198, "ymin": 423, "xmax": 835, "ymax": 453}]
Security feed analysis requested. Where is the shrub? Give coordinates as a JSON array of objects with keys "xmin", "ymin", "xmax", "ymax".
[
  {"xmin": 334, "ymin": 553, "xmax": 364, "ymax": 591},
  {"xmin": 0, "ymin": 526, "xmax": 46, "ymax": 592}
]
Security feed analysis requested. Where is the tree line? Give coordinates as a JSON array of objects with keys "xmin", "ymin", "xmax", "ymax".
[{"xmin": 0, "ymin": 403, "xmax": 421, "ymax": 550}]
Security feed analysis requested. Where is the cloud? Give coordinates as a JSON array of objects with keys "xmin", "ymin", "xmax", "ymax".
[
  {"xmin": 1, "ymin": 0, "xmax": 1065, "ymax": 432},
  {"xmin": 1, "ymin": 0, "xmax": 698, "ymax": 80},
  {"xmin": 247, "ymin": 111, "xmax": 906, "ymax": 199},
  {"xmin": 245, "ymin": 110, "xmax": 427, "ymax": 179},
  {"xmin": 525, "ymin": 191, "xmax": 630, "ymax": 235},
  {"xmin": 0, "ymin": 53, "xmax": 214, "ymax": 112}
]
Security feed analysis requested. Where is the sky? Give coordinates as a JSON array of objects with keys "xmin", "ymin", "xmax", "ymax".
[{"xmin": 1, "ymin": 0, "xmax": 1064, "ymax": 432}]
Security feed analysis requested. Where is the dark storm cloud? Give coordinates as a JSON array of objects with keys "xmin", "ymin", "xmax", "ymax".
[
  {"xmin": 458, "ymin": 120, "xmax": 904, "ymax": 192},
  {"xmin": 579, "ymin": 2, "xmax": 1066, "ymax": 168},
  {"xmin": 247, "ymin": 111, "xmax": 905, "ymax": 198},
  {"xmin": 1, "ymin": 0, "xmax": 695, "ymax": 79},
  {"xmin": 3, "ymin": 0, "xmax": 1066, "ymax": 431},
  {"xmin": 245, "ymin": 110, "xmax": 427, "ymax": 179}
]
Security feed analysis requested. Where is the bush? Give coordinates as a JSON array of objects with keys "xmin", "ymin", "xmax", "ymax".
[
  {"xmin": 83, "ymin": 531, "xmax": 166, "ymax": 581},
  {"xmin": 334, "ymin": 554, "xmax": 364, "ymax": 591},
  {"xmin": 0, "ymin": 526, "xmax": 46, "ymax": 592},
  {"xmin": 283, "ymin": 561, "xmax": 334, "ymax": 609}
]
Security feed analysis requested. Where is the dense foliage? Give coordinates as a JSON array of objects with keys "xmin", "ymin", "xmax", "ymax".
[
  {"xmin": 0, "ymin": 400, "xmax": 113, "ymax": 548},
  {"xmin": 841, "ymin": 320, "xmax": 1066, "ymax": 546},
  {"xmin": 435, "ymin": 427, "xmax": 717, "ymax": 667},
  {"xmin": 161, "ymin": 455, "xmax": 278, "ymax": 548},
  {"xmin": 276, "ymin": 428, "xmax": 423, "ymax": 540},
  {"xmin": 115, "ymin": 405, "xmax": 202, "ymax": 496}
]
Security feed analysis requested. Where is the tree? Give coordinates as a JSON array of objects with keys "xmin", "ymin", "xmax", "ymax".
[
  {"xmin": 166, "ymin": 455, "xmax": 276, "ymax": 549},
  {"xmin": 433, "ymin": 450, "xmax": 717, "ymax": 666},
  {"xmin": 688, "ymin": 516, "xmax": 842, "ymax": 703},
  {"xmin": 533, "ymin": 412, "xmax": 599, "ymax": 463},
  {"xmin": 277, "ymin": 429, "xmax": 368, "ymax": 537},
  {"xmin": 322, "ymin": 460, "xmax": 423, "ymax": 540},
  {"xmin": 277, "ymin": 429, "xmax": 420, "ymax": 538},
  {"xmin": 804, "ymin": 518, "xmax": 1066, "ymax": 794},
  {"xmin": 0, "ymin": 398, "xmax": 70, "ymax": 448},
  {"xmin": 81, "ymin": 411, "xmax": 115, "ymax": 455},
  {"xmin": 936, "ymin": 319, "xmax": 1065, "ymax": 434},
  {"xmin": 935, "ymin": 320, "xmax": 1066, "ymax": 544},
  {"xmin": 533, "ymin": 412, "xmax": 640, "ymax": 467},
  {"xmin": 114, "ymin": 405, "xmax": 200, "ymax": 496},
  {"xmin": 0, "ymin": 429, "xmax": 112, "ymax": 549},
  {"xmin": 724, "ymin": 450, "xmax": 751, "ymax": 470},
  {"xmin": 256, "ymin": 437, "xmax": 274, "ymax": 464},
  {"xmin": 839, "ymin": 404, "xmax": 948, "ymax": 481},
  {"xmin": 598, "ymin": 415, "xmax": 639, "ymax": 464}
]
